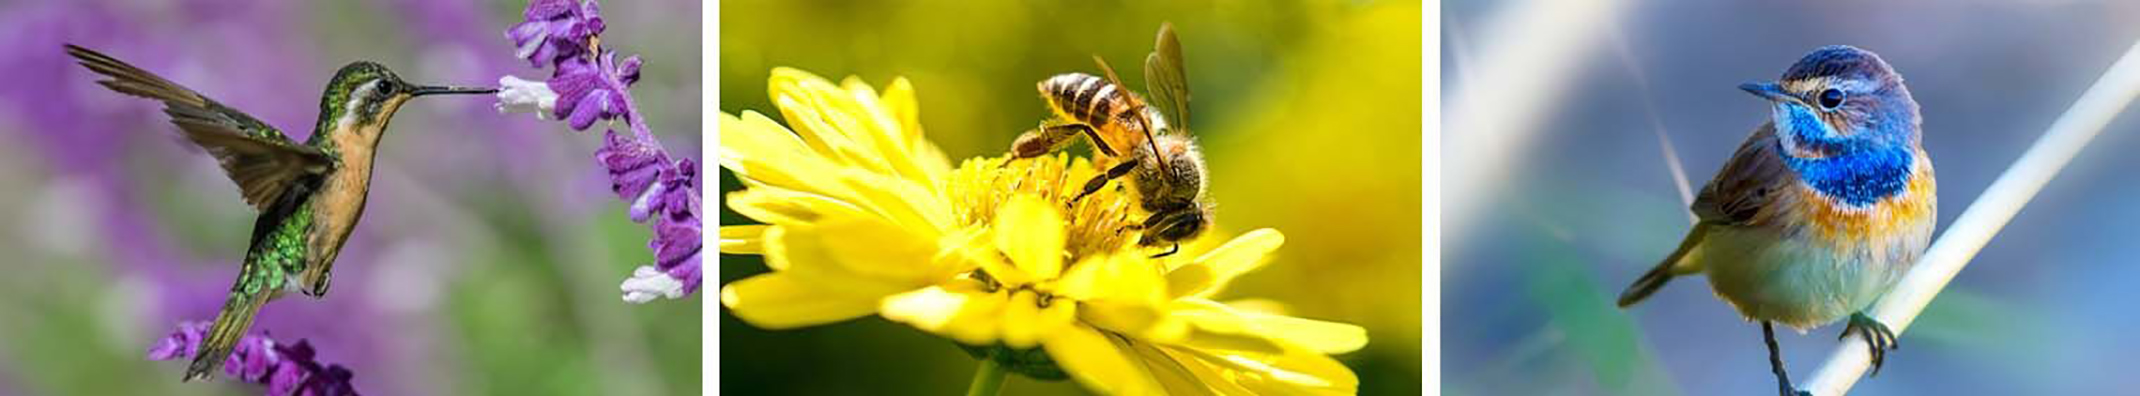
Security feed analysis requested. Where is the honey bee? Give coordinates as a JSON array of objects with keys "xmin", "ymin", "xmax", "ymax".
[{"xmin": 1009, "ymin": 23, "xmax": 1209, "ymax": 258}]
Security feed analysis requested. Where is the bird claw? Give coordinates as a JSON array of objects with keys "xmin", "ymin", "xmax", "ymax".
[{"xmin": 1842, "ymin": 312, "xmax": 1900, "ymax": 376}]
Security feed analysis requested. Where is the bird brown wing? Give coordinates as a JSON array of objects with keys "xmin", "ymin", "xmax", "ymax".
[
  {"xmin": 66, "ymin": 44, "xmax": 331, "ymax": 212},
  {"xmin": 1690, "ymin": 122, "xmax": 1796, "ymax": 226}
]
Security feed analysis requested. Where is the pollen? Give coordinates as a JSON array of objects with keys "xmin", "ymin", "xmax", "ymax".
[{"xmin": 943, "ymin": 153, "xmax": 1140, "ymax": 261}]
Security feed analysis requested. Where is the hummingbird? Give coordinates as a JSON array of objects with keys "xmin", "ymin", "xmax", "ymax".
[{"xmin": 64, "ymin": 45, "xmax": 496, "ymax": 381}]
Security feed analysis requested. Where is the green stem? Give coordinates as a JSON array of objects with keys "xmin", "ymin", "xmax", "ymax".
[{"xmin": 965, "ymin": 358, "xmax": 1009, "ymax": 396}]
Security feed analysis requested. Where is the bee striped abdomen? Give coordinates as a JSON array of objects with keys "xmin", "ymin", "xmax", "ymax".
[{"xmin": 1041, "ymin": 73, "xmax": 1133, "ymax": 128}]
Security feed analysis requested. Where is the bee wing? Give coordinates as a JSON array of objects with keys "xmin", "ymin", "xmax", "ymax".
[
  {"xmin": 1144, "ymin": 22, "xmax": 1190, "ymax": 135},
  {"xmin": 66, "ymin": 44, "xmax": 331, "ymax": 212},
  {"xmin": 1691, "ymin": 123, "xmax": 1795, "ymax": 226}
]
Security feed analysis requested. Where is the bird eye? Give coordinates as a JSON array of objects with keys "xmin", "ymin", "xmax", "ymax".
[{"xmin": 1817, "ymin": 88, "xmax": 1845, "ymax": 110}]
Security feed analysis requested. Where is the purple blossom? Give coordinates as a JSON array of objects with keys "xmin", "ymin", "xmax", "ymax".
[
  {"xmin": 595, "ymin": 129, "xmax": 669, "ymax": 204},
  {"xmin": 502, "ymin": 0, "xmax": 704, "ymax": 303},
  {"xmin": 147, "ymin": 322, "xmax": 360, "ymax": 396},
  {"xmin": 506, "ymin": 0, "xmax": 603, "ymax": 68},
  {"xmin": 549, "ymin": 53, "xmax": 636, "ymax": 130}
]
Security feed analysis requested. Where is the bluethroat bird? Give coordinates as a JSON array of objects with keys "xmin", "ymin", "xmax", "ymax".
[
  {"xmin": 1615, "ymin": 45, "xmax": 1935, "ymax": 396},
  {"xmin": 66, "ymin": 45, "xmax": 495, "ymax": 381}
]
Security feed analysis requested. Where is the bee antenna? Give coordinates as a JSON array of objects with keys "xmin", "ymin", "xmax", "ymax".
[
  {"xmin": 1140, "ymin": 113, "xmax": 1171, "ymax": 175},
  {"xmin": 1094, "ymin": 54, "xmax": 1173, "ymax": 177}
]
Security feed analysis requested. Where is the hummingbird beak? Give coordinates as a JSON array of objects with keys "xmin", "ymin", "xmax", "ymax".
[
  {"xmin": 1738, "ymin": 82, "xmax": 1799, "ymax": 104},
  {"xmin": 409, "ymin": 85, "xmax": 499, "ymax": 97}
]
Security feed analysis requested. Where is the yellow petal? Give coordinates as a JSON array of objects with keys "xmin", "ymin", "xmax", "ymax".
[
  {"xmin": 994, "ymin": 194, "xmax": 1064, "ymax": 280},
  {"xmin": 968, "ymin": 229, "xmax": 1032, "ymax": 285},
  {"xmin": 723, "ymin": 177, "xmax": 868, "ymax": 226},
  {"xmin": 719, "ymin": 111, "xmax": 853, "ymax": 198},
  {"xmin": 1061, "ymin": 254, "xmax": 1168, "ymax": 305},
  {"xmin": 717, "ymin": 225, "xmax": 768, "ymax": 255},
  {"xmin": 911, "ymin": 138, "xmax": 954, "ymax": 186},
  {"xmin": 767, "ymin": 68, "xmax": 860, "ymax": 163},
  {"xmin": 1176, "ymin": 229, "xmax": 1285, "ymax": 299},
  {"xmin": 765, "ymin": 220, "xmax": 932, "ymax": 297},
  {"xmin": 1163, "ymin": 264, "xmax": 1214, "ymax": 301},
  {"xmin": 880, "ymin": 77, "xmax": 925, "ymax": 148},
  {"xmin": 1170, "ymin": 344, "xmax": 1357, "ymax": 396},
  {"xmin": 834, "ymin": 166, "xmax": 953, "ymax": 235},
  {"xmin": 1235, "ymin": 310, "xmax": 1368, "ymax": 355},
  {"xmin": 999, "ymin": 292, "xmax": 1044, "ymax": 349},
  {"xmin": 720, "ymin": 273, "xmax": 880, "ymax": 329},
  {"xmin": 881, "ymin": 286, "xmax": 985, "ymax": 344},
  {"xmin": 794, "ymin": 216, "xmax": 941, "ymax": 288},
  {"xmin": 760, "ymin": 226, "xmax": 790, "ymax": 271},
  {"xmin": 1079, "ymin": 301, "xmax": 1182, "ymax": 342},
  {"xmin": 838, "ymin": 76, "xmax": 932, "ymax": 184},
  {"xmin": 1045, "ymin": 325, "xmax": 1162, "ymax": 396},
  {"xmin": 1120, "ymin": 340, "xmax": 1228, "ymax": 396}
]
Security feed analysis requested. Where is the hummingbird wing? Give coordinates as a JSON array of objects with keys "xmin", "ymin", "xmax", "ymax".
[{"xmin": 65, "ymin": 44, "xmax": 332, "ymax": 212}]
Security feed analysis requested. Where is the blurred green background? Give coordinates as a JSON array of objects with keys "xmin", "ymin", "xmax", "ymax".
[
  {"xmin": 0, "ymin": 1, "xmax": 700, "ymax": 395},
  {"xmin": 719, "ymin": 0, "xmax": 1422, "ymax": 394}
]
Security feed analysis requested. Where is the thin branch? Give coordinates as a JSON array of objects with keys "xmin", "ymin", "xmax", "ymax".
[
  {"xmin": 1800, "ymin": 39, "xmax": 2140, "ymax": 395},
  {"xmin": 1602, "ymin": 23, "xmax": 1697, "ymax": 222}
]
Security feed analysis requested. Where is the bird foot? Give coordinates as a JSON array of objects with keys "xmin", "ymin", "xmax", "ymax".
[{"xmin": 1841, "ymin": 312, "xmax": 1900, "ymax": 376}]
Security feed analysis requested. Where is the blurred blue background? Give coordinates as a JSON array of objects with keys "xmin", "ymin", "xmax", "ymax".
[
  {"xmin": 0, "ymin": 1, "xmax": 700, "ymax": 395},
  {"xmin": 1444, "ymin": 1, "xmax": 2140, "ymax": 395}
]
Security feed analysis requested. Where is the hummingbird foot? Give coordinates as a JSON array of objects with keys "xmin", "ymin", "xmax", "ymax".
[{"xmin": 1841, "ymin": 312, "xmax": 1900, "ymax": 376}]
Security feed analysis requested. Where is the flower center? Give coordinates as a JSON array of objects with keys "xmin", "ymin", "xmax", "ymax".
[{"xmin": 945, "ymin": 153, "xmax": 1142, "ymax": 261}]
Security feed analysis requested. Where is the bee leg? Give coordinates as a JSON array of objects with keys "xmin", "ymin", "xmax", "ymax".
[
  {"xmin": 1012, "ymin": 122, "xmax": 1111, "ymax": 158},
  {"xmin": 1841, "ymin": 312, "xmax": 1899, "ymax": 376},
  {"xmin": 1148, "ymin": 244, "xmax": 1180, "ymax": 259},
  {"xmin": 1073, "ymin": 160, "xmax": 1140, "ymax": 202},
  {"xmin": 1066, "ymin": 123, "xmax": 1116, "ymax": 157}
]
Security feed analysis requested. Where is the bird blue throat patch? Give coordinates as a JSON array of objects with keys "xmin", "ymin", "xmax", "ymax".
[{"xmin": 1783, "ymin": 146, "xmax": 1912, "ymax": 207}]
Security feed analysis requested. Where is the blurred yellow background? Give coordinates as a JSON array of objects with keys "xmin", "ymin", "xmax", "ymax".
[{"xmin": 719, "ymin": 0, "xmax": 1422, "ymax": 394}]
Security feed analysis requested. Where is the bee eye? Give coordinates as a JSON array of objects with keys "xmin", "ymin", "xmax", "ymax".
[{"xmin": 1817, "ymin": 88, "xmax": 1845, "ymax": 110}]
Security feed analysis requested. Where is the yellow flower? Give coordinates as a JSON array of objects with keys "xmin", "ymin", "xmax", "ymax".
[
  {"xmin": 882, "ymin": 195, "xmax": 1366, "ymax": 395},
  {"xmin": 718, "ymin": 68, "xmax": 1139, "ymax": 329},
  {"xmin": 719, "ymin": 68, "xmax": 1367, "ymax": 395}
]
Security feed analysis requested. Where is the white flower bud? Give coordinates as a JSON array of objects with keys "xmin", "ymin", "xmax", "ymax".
[{"xmin": 495, "ymin": 75, "xmax": 558, "ymax": 118}]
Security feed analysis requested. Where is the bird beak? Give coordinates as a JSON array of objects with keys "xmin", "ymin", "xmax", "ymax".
[
  {"xmin": 409, "ymin": 85, "xmax": 499, "ymax": 97},
  {"xmin": 1738, "ymin": 82, "xmax": 1797, "ymax": 104}
]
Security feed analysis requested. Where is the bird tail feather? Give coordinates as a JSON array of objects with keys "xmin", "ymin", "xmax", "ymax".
[
  {"xmin": 184, "ymin": 288, "xmax": 270, "ymax": 382},
  {"xmin": 1618, "ymin": 224, "xmax": 1708, "ymax": 308}
]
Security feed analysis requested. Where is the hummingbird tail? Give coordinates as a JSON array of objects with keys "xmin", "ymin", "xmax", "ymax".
[
  {"xmin": 184, "ymin": 290, "xmax": 270, "ymax": 382},
  {"xmin": 1617, "ymin": 223, "xmax": 1710, "ymax": 308}
]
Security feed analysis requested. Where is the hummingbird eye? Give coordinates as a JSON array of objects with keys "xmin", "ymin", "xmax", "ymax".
[{"xmin": 1817, "ymin": 88, "xmax": 1845, "ymax": 110}]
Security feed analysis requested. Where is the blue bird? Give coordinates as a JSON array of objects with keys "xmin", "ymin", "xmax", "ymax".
[{"xmin": 1617, "ymin": 45, "xmax": 1935, "ymax": 396}]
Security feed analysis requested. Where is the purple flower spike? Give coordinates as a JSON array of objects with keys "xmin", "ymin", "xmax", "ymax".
[
  {"xmin": 652, "ymin": 216, "xmax": 703, "ymax": 294},
  {"xmin": 596, "ymin": 129, "xmax": 668, "ymax": 202},
  {"xmin": 503, "ymin": 0, "xmax": 704, "ymax": 303},
  {"xmin": 507, "ymin": 0, "xmax": 604, "ymax": 68},
  {"xmin": 550, "ymin": 55, "xmax": 631, "ymax": 130},
  {"xmin": 147, "ymin": 321, "xmax": 360, "ymax": 396}
]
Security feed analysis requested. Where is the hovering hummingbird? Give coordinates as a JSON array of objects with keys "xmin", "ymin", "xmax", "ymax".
[{"xmin": 64, "ymin": 45, "xmax": 496, "ymax": 381}]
